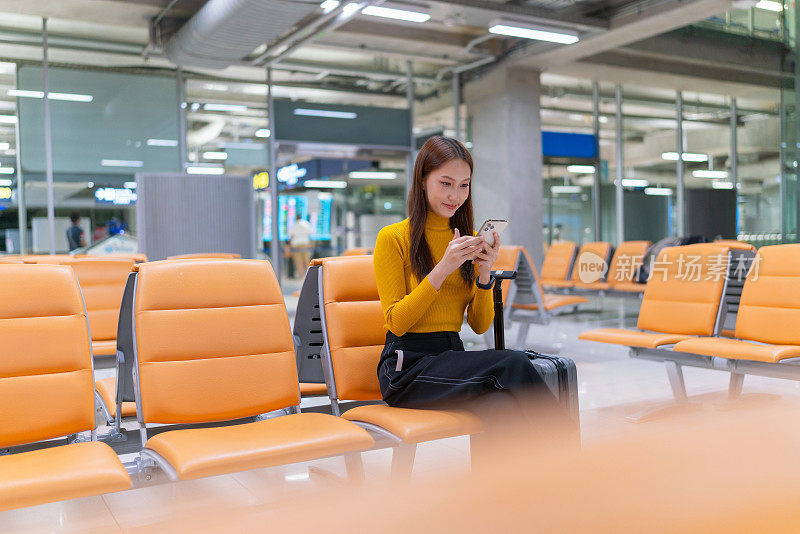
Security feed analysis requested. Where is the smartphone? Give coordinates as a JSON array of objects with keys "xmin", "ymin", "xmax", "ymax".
[{"xmin": 477, "ymin": 219, "xmax": 508, "ymax": 247}]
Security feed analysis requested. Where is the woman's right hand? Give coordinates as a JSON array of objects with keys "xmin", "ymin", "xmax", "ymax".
[{"xmin": 428, "ymin": 228, "xmax": 483, "ymax": 290}]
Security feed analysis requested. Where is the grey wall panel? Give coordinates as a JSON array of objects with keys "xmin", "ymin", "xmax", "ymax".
[{"xmin": 136, "ymin": 173, "xmax": 256, "ymax": 261}]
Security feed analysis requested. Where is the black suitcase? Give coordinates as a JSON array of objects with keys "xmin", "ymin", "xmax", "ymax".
[{"xmin": 490, "ymin": 270, "xmax": 580, "ymax": 426}]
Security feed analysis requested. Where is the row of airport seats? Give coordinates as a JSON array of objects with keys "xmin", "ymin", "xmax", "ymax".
[
  {"xmin": 0, "ymin": 255, "xmax": 486, "ymax": 511},
  {"xmin": 539, "ymin": 241, "xmax": 651, "ymax": 294},
  {"xmin": 576, "ymin": 242, "xmax": 800, "ymax": 420}
]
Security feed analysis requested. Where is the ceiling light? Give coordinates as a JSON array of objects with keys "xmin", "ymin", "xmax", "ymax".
[
  {"xmin": 220, "ymin": 141, "xmax": 265, "ymax": 150},
  {"xmin": 362, "ymin": 5, "xmax": 431, "ymax": 22},
  {"xmin": 599, "ymin": 116, "xmax": 609, "ymax": 123},
  {"xmin": 489, "ymin": 21, "xmax": 579, "ymax": 45},
  {"xmin": 551, "ymin": 185, "xmax": 581, "ymax": 194},
  {"xmin": 0, "ymin": 178, "xmax": 12, "ymax": 186},
  {"xmin": 342, "ymin": 2, "xmax": 362, "ymax": 16},
  {"xmin": 293, "ymin": 108, "xmax": 357, "ymax": 119},
  {"xmin": 712, "ymin": 181, "xmax": 735, "ymax": 189},
  {"xmin": 692, "ymin": 170, "xmax": 729, "ymax": 179},
  {"xmin": 87, "ymin": 181, "xmax": 94, "ymax": 188},
  {"xmin": 320, "ymin": 0, "xmax": 340, "ymax": 13},
  {"xmin": 255, "ymin": 128, "xmax": 271, "ymax": 138},
  {"xmin": 146, "ymin": 138, "xmax": 178, "ymax": 147},
  {"xmin": 0, "ymin": 142, "xmax": 9, "ymax": 150},
  {"xmin": 202, "ymin": 151, "xmax": 228, "ymax": 160},
  {"xmin": 566, "ymin": 165, "xmax": 595, "ymax": 174},
  {"xmin": 661, "ymin": 152, "xmax": 708, "ymax": 162},
  {"xmin": 0, "ymin": 115, "xmax": 17, "ymax": 124},
  {"xmin": 304, "ymin": 180, "xmax": 347, "ymax": 189},
  {"xmin": 203, "ymin": 103, "xmax": 248, "ymax": 112},
  {"xmin": 0, "ymin": 167, "xmax": 15, "ymax": 174},
  {"xmin": 644, "ymin": 187, "xmax": 673, "ymax": 196},
  {"xmin": 101, "ymin": 159, "xmax": 143, "ymax": 168},
  {"xmin": 124, "ymin": 181, "xmax": 136, "ymax": 189},
  {"xmin": 203, "ymin": 83, "xmax": 229, "ymax": 91},
  {"xmin": 756, "ymin": 0, "xmax": 783, "ymax": 10},
  {"xmin": 186, "ymin": 165, "xmax": 225, "ymax": 175},
  {"xmin": 568, "ymin": 113, "xmax": 585, "ymax": 121},
  {"xmin": 349, "ymin": 171, "xmax": 397, "ymax": 179},
  {"xmin": 8, "ymin": 89, "xmax": 93, "ymax": 102},
  {"xmin": 621, "ymin": 179, "xmax": 649, "ymax": 187}
]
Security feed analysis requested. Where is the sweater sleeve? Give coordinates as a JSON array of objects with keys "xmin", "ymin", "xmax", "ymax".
[
  {"xmin": 373, "ymin": 226, "xmax": 439, "ymax": 336},
  {"xmin": 466, "ymin": 283, "xmax": 494, "ymax": 335}
]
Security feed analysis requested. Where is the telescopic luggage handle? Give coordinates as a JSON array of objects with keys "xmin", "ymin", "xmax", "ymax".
[{"xmin": 490, "ymin": 270, "xmax": 517, "ymax": 350}]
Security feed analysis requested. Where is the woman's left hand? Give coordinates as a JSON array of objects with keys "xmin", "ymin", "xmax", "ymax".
[{"xmin": 473, "ymin": 232, "xmax": 501, "ymax": 284}]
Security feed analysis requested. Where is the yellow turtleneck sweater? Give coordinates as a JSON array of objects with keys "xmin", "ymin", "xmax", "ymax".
[{"xmin": 373, "ymin": 211, "xmax": 494, "ymax": 336}]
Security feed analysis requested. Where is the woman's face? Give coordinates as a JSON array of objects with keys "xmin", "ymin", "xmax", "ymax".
[{"xmin": 423, "ymin": 158, "xmax": 472, "ymax": 219}]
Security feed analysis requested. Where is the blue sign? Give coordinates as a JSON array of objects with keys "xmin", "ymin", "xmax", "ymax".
[{"xmin": 542, "ymin": 132, "xmax": 597, "ymax": 159}]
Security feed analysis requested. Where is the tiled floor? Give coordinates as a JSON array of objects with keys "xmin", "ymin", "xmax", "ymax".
[{"xmin": 5, "ymin": 290, "xmax": 800, "ymax": 531}]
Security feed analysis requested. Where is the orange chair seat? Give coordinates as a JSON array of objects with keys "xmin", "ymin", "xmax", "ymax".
[
  {"xmin": 144, "ymin": 412, "xmax": 373, "ymax": 480},
  {"xmin": 92, "ymin": 339, "xmax": 117, "ymax": 357},
  {"xmin": 512, "ymin": 294, "xmax": 587, "ymax": 312},
  {"xmin": 94, "ymin": 377, "xmax": 137, "ymax": 419},
  {"xmin": 342, "ymin": 404, "xmax": 482, "ymax": 443},
  {"xmin": 578, "ymin": 328, "xmax": 693, "ymax": 348},
  {"xmin": 542, "ymin": 279, "xmax": 574, "ymax": 289},
  {"xmin": 299, "ymin": 382, "xmax": 328, "ymax": 396},
  {"xmin": 0, "ymin": 441, "xmax": 131, "ymax": 512},
  {"xmin": 673, "ymin": 337, "xmax": 800, "ymax": 363},
  {"xmin": 612, "ymin": 282, "xmax": 646, "ymax": 293}
]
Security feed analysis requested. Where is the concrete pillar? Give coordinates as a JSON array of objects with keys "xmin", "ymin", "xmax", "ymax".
[{"xmin": 465, "ymin": 65, "xmax": 544, "ymax": 266}]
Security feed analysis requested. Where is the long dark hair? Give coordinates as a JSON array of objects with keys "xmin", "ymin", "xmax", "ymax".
[{"xmin": 408, "ymin": 136, "xmax": 475, "ymax": 286}]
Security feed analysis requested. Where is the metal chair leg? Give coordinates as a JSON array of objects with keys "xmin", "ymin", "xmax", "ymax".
[
  {"xmin": 344, "ymin": 452, "xmax": 365, "ymax": 484},
  {"xmin": 728, "ymin": 373, "xmax": 745, "ymax": 399},
  {"xmin": 390, "ymin": 443, "xmax": 416, "ymax": 481}
]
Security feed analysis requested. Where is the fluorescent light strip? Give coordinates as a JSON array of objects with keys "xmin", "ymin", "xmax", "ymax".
[
  {"xmin": 566, "ymin": 165, "xmax": 595, "ymax": 174},
  {"xmin": 147, "ymin": 138, "xmax": 179, "ymax": 147},
  {"xmin": 304, "ymin": 180, "xmax": 347, "ymax": 189},
  {"xmin": 203, "ymin": 103, "xmax": 248, "ymax": 112},
  {"xmin": 0, "ymin": 178, "xmax": 12, "ymax": 185},
  {"xmin": 293, "ymin": 108, "xmax": 357, "ymax": 119},
  {"xmin": 0, "ymin": 167, "xmax": 15, "ymax": 174},
  {"xmin": 621, "ymin": 179, "xmax": 649, "ymax": 188},
  {"xmin": 692, "ymin": 170, "xmax": 729, "ymax": 179},
  {"xmin": 8, "ymin": 89, "xmax": 93, "ymax": 102},
  {"xmin": 342, "ymin": 2, "xmax": 362, "ymax": 16},
  {"xmin": 124, "ymin": 181, "xmax": 136, "ymax": 189},
  {"xmin": 202, "ymin": 151, "xmax": 228, "ymax": 160},
  {"xmin": 489, "ymin": 23, "xmax": 578, "ymax": 45},
  {"xmin": 362, "ymin": 5, "xmax": 431, "ymax": 22},
  {"xmin": 186, "ymin": 166, "xmax": 225, "ymax": 175},
  {"xmin": 551, "ymin": 185, "xmax": 581, "ymax": 194},
  {"xmin": 756, "ymin": 0, "xmax": 783, "ymax": 10},
  {"xmin": 221, "ymin": 142, "xmax": 265, "ymax": 150},
  {"xmin": 320, "ymin": 0, "xmax": 339, "ymax": 13},
  {"xmin": 255, "ymin": 128, "xmax": 271, "ymax": 138},
  {"xmin": 0, "ymin": 115, "xmax": 17, "ymax": 124},
  {"xmin": 712, "ymin": 181, "xmax": 735, "ymax": 189},
  {"xmin": 101, "ymin": 159, "xmax": 144, "ymax": 168},
  {"xmin": 349, "ymin": 171, "xmax": 397, "ymax": 179},
  {"xmin": 661, "ymin": 152, "xmax": 708, "ymax": 162},
  {"xmin": 0, "ymin": 142, "xmax": 9, "ymax": 150},
  {"xmin": 644, "ymin": 187, "xmax": 673, "ymax": 196}
]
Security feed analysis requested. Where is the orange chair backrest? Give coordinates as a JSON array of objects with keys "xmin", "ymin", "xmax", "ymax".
[
  {"xmin": 100, "ymin": 253, "xmax": 148, "ymax": 263},
  {"xmin": 735, "ymin": 244, "xmax": 800, "ymax": 345},
  {"xmin": 0, "ymin": 258, "xmax": 24, "ymax": 264},
  {"xmin": 20, "ymin": 254, "xmax": 75, "ymax": 264},
  {"xmin": 133, "ymin": 259, "xmax": 298, "ymax": 424},
  {"xmin": 495, "ymin": 246, "xmax": 522, "ymax": 304},
  {"xmin": 607, "ymin": 241, "xmax": 650, "ymax": 285},
  {"xmin": 572, "ymin": 242, "xmax": 612, "ymax": 282},
  {"xmin": 166, "ymin": 252, "xmax": 242, "ymax": 260},
  {"xmin": 321, "ymin": 256, "xmax": 386, "ymax": 401},
  {"xmin": 62, "ymin": 257, "xmax": 135, "ymax": 343},
  {"xmin": 637, "ymin": 244, "xmax": 730, "ymax": 335},
  {"xmin": 0, "ymin": 264, "xmax": 94, "ymax": 447},
  {"xmin": 714, "ymin": 240, "xmax": 756, "ymax": 251},
  {"xmin": 540, "ymin": 242, "xmax": 576, "ymax": 281},
  {"xmin": 342, "ymin": 248, "xmax": 371, "ymax": 256}
]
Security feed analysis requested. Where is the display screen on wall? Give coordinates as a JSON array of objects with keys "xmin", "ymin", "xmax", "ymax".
[
  {"xmin": 263, "ymin": 194, "xmax": 332, "ymax": 242},
  {"xmin": 274, "ymin": 101, "xmax": 411, "ymax": 147},
  {"xmin": 18, "ymin": 66, "xmax": 180, "ymax": 175},
  {"xmin": 542, "ymin": 131, "xmax": 597, "ymax": 159}
]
